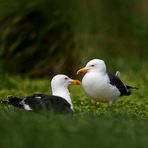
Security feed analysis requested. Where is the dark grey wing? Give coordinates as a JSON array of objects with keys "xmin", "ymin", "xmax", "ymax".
[
  {"xmin": 23, "ymin": 94, "xmax": 46, "ymax": 110},
  {"xmin": 107, "ymin": 73, "xmax": 130, "ymax": 96},
  {"xmin": 44, "ymin": 95, "xmax": 73, "ymax": 113},
  {"xmin": 24, "ymin": 94, "xmax": 73, "ymax": 113}
]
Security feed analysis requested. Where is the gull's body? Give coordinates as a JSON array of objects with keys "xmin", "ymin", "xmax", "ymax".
[
  {"xmin": 82, "ymin": 71, "xmax": 120, "ymax": 104},
  {"xmin": 6, "ymin": 74, "xmax": 80, "ymax": 113},
  {"xmin": 77, "ymin": 59, "xmax": 137, "ymax": 108}
]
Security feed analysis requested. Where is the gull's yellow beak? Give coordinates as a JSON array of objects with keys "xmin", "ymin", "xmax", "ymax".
[
  {"xmin": 76, "ymin": 67, "xmax": 88, "ymax": 75},
  {"xmin": 70, "ymin": 79, "xmax": 81, "ymax": 85}
]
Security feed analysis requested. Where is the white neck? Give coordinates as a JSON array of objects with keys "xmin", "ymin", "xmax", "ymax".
[{"xmin": 52, "ymin": 87, "xmax": 73, "ymax": 110}]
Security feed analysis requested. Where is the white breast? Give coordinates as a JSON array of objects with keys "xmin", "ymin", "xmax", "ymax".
[{"xmin": 82, "ymin": 72, "xmax": 120, "ymax": 101}]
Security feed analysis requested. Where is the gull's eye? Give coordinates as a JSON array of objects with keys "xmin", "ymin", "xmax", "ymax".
[
  {"xmin": 64, "ymin": 77, "xmax": 68, "ymax": 80},
  {"xmin": 91, "ymin": 64, "xmax": 95, "ymax": 67}
]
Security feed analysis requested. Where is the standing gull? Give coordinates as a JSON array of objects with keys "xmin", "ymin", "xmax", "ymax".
[
  {"xmin": 77, "ymin": 59, "xmax": 137, "ymax": 110},
  {"xmin": 6, "ymin": 74, "xmax": 80, "ymax": 113}
]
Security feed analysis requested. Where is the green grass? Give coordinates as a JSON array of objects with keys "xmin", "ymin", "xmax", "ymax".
[
  {"xmin": 0, "ymin": 109, "xmax": 148, "ymax": 148},
  {"xmin": 0, "ymin": 72, "xmax": 148, "ymax": 148}
]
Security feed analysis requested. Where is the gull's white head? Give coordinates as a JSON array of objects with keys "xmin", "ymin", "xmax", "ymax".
[
  {"xmin": 51, "ymin": 74, "xmax": 80, "ymax": 110},
  {"xmin": 51, "ymin": 74, "xmax": 80, "ymax": 89},
  {"xmin": 77, "ymin": 59, "xmax": 106, "ymax": 74}
]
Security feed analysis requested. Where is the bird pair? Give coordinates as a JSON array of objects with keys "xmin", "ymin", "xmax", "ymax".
[{"xmin": 6, "ymin": 59, "xmax": 137, "ymax": 113}]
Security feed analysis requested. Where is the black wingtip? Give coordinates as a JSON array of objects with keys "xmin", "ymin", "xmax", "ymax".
[
  {"xmin": 1, "ymin": 100, "xmax": 8, "ymax": 104},
  {"xmin": 2, "ymin": 96, "xmax": 23, "ymax": 108},
  {"xmin": 126, "ymin": 85, "xmax": 139, "ymax": 90}
]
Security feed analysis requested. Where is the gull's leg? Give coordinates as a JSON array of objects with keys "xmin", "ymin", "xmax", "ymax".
[
  {"xmin": 93, "ymin": 98, "xmax": 97, "ymax": 113},
  {"xmin": 107, "ymin": 100, "xmax": 113, "ymax": 111},
  {"xmin": 108, "ymin": 100, "xmax": 112, "ymax": 107}
]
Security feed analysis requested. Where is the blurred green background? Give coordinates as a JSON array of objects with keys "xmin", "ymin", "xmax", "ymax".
[{"xmin": 0, "ymin": 0, "xmax": 148, "ymax": 77}]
